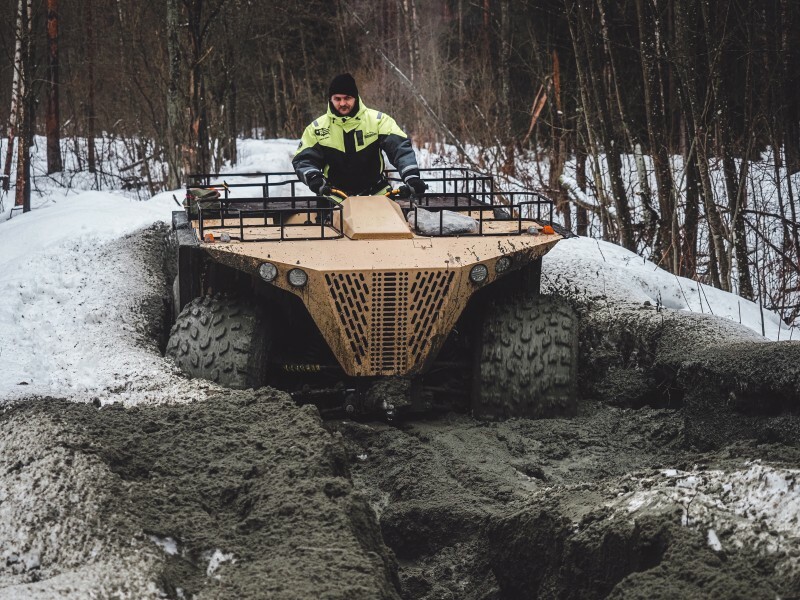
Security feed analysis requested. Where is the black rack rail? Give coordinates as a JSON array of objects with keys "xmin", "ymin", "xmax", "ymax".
[{"xmin": 186, "ymin": 167, "xmax": 554, "ymax": 241}]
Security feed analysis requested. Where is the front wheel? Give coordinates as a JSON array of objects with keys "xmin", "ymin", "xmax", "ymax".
[
  {"xmin": 473, "ymin": 295, "xmax": 578, "ymax": 419},
  {"xmin": 166, "ymin": 293, "xmax": 269, "ymax": 389}
]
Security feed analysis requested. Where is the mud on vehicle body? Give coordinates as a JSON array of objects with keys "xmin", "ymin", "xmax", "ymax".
[{"xmin": 166, "ymin": 167, "xmax": 577, "ymax": 419}]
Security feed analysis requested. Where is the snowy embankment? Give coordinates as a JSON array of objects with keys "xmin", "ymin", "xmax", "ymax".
[
  {"xmin": 0, "ymin": 191, "xmax": 213, "ymax": 403},
  {"xmin": 0, "ymin": 138, "xmax": 303, "ymax": 403},
  {"xmin": 545, "ymin": 236, "xmax": 791, "ymax": 341}
]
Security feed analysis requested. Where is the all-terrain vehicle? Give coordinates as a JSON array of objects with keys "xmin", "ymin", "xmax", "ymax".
[{"xmin": 166, "ymin": 168, "xmax": 577, "ymax": 419}]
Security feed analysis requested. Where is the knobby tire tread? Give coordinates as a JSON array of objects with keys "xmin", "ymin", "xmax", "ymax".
[
  {"xmin": 166, "ymin": 293, "xmax": 268, "ymax": 389},
  {"xmin": 474, "ymin": 295, "xmax": 578, "ymax": 419}
]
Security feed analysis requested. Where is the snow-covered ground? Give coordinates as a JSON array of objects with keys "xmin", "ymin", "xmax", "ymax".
[
  {"xmin": 0, "ymin": 138, "xmax": 798, "ymax": 591},
  {"xmin": 546, "ymin": 236, "xmax": 793, "ymax": 340}
]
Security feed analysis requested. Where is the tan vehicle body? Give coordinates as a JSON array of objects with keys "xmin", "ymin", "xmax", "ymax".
[{"xmin": 194, "ymin": 195, "xmax": 560, "ymax": 377}]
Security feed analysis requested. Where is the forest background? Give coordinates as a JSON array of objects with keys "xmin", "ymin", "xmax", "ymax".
[{"xmin": 1, "ymin": 0, "xmax": 799, "ymax": 326}]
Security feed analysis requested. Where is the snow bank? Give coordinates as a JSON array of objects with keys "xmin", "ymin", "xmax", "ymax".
[
  {"xmin": 0, "ymin": 193, "xmax": 215, "ymax": 404},
  {"xmin": 545, "ymin": 237, "xmax": 792, "ymax": 341}
]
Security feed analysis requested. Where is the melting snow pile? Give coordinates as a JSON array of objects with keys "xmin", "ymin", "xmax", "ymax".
[{"xmin": 613, "ymin": 461, "xmax": 800, "ymax": 580}]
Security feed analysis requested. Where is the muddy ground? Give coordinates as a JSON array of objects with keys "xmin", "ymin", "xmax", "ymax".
[
  {"xmin": 3, "ymin": 390, "xmax": 797, "ymax": 599},
  {"xmin": 1, "ymin": 226, "xmax": 799, "ymax": 599},
  {"xmin": 0, "ymin": 391, "xmax": 399, "ymax": 599},
  {"xmin": 334, "ymin": 400, "xmax": 800, "ymax": 599}
]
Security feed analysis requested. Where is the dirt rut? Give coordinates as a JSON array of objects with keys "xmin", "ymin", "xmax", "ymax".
[{"xmin": 333, "ymin": 401, "xmax": 800, "ymax": 600}]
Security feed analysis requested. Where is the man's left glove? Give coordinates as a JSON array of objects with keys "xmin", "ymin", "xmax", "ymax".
[
  {"xmin": 404, "ymin": 175, "xmax": 427, "ymax": 197},
  {"xmin": 306, "ymin": 172, "xmax": 332, "ymax": 196}
]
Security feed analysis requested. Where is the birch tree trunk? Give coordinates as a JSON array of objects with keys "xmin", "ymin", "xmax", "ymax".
[
  {"xmin": 3, "ymin": 0, "xmax": 25, "ymax": 193},
  {"xmin": 575, "ymin": 132, "xmax": 589, "ymax": 237},
  {"xmin": 15, "ymin": 0, "xmax": 32, "ymax": 212}
]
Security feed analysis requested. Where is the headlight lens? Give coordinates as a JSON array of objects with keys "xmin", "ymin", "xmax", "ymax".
[
  {"xmin": 258, "ymin": 262, "xmax": 277, "ymax": 282},
  {"xmin": 469, "ymin": 264, "xmax": 489, "ymax": 283},
  {"xmin": 288, "ymin": 268, "xmax": 308, "ymax": 287},
  {"xmin": 495, "ymin": 256, "xmax": 512, "ymax": 274}
]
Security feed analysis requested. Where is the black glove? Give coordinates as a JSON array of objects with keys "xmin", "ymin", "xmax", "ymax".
[
  {"xmin": 307, "ymin": 172, "xmax": 331, "ymax": 196},
  {"xmin": 405, "ymin": 175, "xmax": 427, "ymax": 197}
]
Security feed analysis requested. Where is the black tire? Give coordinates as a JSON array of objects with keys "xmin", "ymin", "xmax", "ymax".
[
  {"xmin": 166, "ymin": 293, "xmax": 269, "ymax": 389},
  {"xmin": 473, "ymin": 295, "xmax": 578, "ymax": 419}
]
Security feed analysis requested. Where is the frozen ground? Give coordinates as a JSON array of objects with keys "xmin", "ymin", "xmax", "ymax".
[{"xmin": 0, "ymin": 138, "xmax": 798, "ymax": 598}]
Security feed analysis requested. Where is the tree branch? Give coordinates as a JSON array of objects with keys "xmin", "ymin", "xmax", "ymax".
[{"xmin": 349, "ymin": 12, "xmax": 477, "ymax": 169}]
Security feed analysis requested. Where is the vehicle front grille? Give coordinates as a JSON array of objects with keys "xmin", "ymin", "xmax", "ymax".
[
  {"xmin": 326, "ymin": 272, "xmax": 370, "ymax": 367},
  {"xmin": 325, "ymin": 269, "xmax": 456, "ymax": 375}
]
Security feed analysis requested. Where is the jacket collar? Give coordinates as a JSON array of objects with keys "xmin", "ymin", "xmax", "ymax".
[{"xmin": 327, "ymin": 97, "xmax": 367, "ymax": 130}]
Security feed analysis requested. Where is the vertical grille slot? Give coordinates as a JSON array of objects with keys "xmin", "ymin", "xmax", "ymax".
[{"xmin": 370, "ymin": 272, "xmax": 409, "ymax": 373}]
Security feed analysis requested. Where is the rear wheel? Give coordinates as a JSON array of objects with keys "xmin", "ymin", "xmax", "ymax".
[
  {"xmin": 166, "ymin": 293, "xmax": 269, "ymax": 389},
  {"xmin": 473, "ymin": 295, "xmax": 578, "ymax": 419}
]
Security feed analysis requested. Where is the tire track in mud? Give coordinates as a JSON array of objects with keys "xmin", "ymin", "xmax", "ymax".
[{"xmin": 333, "ymin": 402, "xmax": 800, "ymax": 600}]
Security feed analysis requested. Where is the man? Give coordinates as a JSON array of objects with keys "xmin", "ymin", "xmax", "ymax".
[{"xmin": 293, "ymin": 73, "xmax": 426, "ymax": 199}]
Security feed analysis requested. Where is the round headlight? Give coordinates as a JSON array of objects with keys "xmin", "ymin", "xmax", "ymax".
[
  {"xmin": 258, "ymin": 262, "xmax": 277, "ymax": 282},
  {"xmin": 469, "ymin": 264, "xmax": 489, "ymax": 284},
  {"xmin": 495, "ymin": 256, "xmax": 512, "ymax": 274},
  {"xmin": 287, "ymin": 268, "xmax": 308, "ymax": 287}
]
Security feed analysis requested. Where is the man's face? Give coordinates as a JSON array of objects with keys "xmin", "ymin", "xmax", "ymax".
[{"xmin": 331, "ymin": 94, "xmax": 356, "ymax": 115}]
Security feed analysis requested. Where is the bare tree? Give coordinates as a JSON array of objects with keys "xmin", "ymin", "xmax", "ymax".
[
  {"xmin": 46, "ymin": 0, "xmax": 63, "ymax": 173},
  {"xmin": 166, "ymin": 0, "xmax": 183, "ymax": 188},
  {"xmin": 84, "ymin": 0, "xmax": 97, "ymax": 174},
  {"xmin": 635, "ymin": 0, "xmax": 677, "ymax": 269},
  {"xmin": 183, "ymin": 0, "xmax": 227, "ymax": 175}
]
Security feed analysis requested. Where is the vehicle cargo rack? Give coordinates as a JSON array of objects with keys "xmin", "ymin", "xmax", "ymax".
[
  {"xmin": 186, "ymin": 167, "xmax": 555, "ymax": 241},
  {"xmin": 195, "ymin": 197, "xmax": 344, "ymax": 242}
]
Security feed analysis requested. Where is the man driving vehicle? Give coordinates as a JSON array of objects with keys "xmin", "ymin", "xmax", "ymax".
[{"xmin": 292, "ymin": 73, "xmax": 427, "ymax": 198}]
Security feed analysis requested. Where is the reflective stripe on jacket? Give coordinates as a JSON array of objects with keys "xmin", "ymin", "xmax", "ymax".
[{"xmin": 292, "ymin": 99, "xmax": 419, "ymax": 195}]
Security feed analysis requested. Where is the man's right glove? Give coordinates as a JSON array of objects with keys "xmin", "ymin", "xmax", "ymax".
[
  {"xmin": 405, "ymin": 175, "xmax": 427, "ymax": 197},
  {"xmin": 307, "ymin": 172, "xmax": 331, "ymax": 196}
]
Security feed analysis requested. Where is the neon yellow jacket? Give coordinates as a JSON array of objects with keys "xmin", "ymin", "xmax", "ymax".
[{"xmin": 293, "ymin": 99, "xmax": 420, "ymax": 195}]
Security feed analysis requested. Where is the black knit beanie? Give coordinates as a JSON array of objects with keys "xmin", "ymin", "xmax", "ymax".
[{"xmin": 328, "ymin": 73, "xmax": 359, "ymax": 98}]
